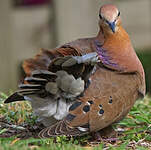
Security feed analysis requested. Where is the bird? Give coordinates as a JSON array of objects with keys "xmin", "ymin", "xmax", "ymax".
[{"xmin": 4, "ymin": 4, "xmax": 145, "ymax": 139}]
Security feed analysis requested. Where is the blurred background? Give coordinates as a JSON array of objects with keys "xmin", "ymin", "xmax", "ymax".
[{"xmin": 0, "ymin": 0, "xmax": 151, "ymax": 93}]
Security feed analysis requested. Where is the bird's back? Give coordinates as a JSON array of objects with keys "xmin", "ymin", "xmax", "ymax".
[{"xmin": 65, "ymin": 38, "xmax": 94, "ymax": 52}]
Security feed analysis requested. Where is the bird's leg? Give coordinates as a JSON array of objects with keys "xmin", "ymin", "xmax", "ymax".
[
  {"xmin": 91, "ymin": 125, "xmax": 118, "ymax": 141},
  {"xmin": 91, "ymin": 131, "xmax": 102, "ymax": 141},
  {"xmin": 87, "ymin": 131, "xmax": 102, "ymax": 146},
  {"xmin": 88, "ymin": 126, "xmax": 118, "ymax": 146},
  {"xmin": 99, "ymin": 125, "xmax": 118, "ymax": 142}
]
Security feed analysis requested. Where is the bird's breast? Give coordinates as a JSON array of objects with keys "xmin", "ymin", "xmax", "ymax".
[{"xmin": 83, "ymin": 67, "xmax": 139, "ymax": 131}]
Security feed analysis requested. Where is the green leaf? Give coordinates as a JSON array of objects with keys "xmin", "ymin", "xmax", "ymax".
[{"xmin": 0, "ymin": 128, "xmax": 8, "ymax": 134}]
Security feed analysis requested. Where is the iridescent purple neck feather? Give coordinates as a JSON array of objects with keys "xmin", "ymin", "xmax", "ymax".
[{"xmin": 94, "ymin": 40, "xmax": 121, "ymax": 70}]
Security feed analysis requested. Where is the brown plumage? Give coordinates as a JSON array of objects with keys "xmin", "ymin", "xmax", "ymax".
[{"xmin": 5, "ymin": 4, "xmax": 145, "ymax": 138}]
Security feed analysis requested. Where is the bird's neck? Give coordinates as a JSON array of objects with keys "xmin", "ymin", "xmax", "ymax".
[
  {"xmin": 96, "ymin": 26, "xmax": 133, "ymax": 55},
  {"xmin": 97, "ymin": 26, "xmax": 129, "ymax": 43},
  {"xmin": 96, "ymin": 25, "xmax": 145, "ymax": 78},
  {"xmin": 95, "ymin": 26, "xmax": 145, "ymax": 96}
]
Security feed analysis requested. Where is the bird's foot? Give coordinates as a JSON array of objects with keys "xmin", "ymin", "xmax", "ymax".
[
  {"xmin": 99, "ymin": 125, "xmax": 118, "ymax": 139},
  {"xmin": 87, "ymin": 132, "xmax": 102, "ymax": 146},
  {"xmin": 88, "ymin": 126, "xmax": 118, "ymax": 146}
]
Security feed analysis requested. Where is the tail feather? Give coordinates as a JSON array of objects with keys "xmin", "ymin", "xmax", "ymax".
[
  {"xmin": 39, "ymin": 124, "xmax": 57, "ymax": 138},
  {"xmin": 23, "ymin": 48, "xmax": 58, "ymax": 76},
  {"xmin": 4, "ymin": 70, "xmax": 58, "ymax": 104},
  {"xmin": 19, "ymin": 84, "xmax": 43, "ymax": 89},
  {"xmin": 38, "ymin": 120, "xmax": 88, "ymax": 138},
  {"xmin": 17, "ymin": 89, "xmax": 41, "ymax": 95},
  {"xmin": 31, "ymin": 70, "xmax": 57, "ymax": 81},
  {"xmin": 4, "ymin": 88, "xmax": 42, "ymax": 103},
  {"xmin": 55, "ymin": 120, "xmax": 63, "ymax": 135},
  {"xmin": 25, "ymin": 77, "xmax": 47, "ymax": 85},
  {"xmin": 4, "ymin": 92, "xmax": 25, "ymax": 103}
]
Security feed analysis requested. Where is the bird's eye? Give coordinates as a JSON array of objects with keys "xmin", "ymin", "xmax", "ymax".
[
  {"xmin": 118, "ymin": 11, "xmax": 120, "ymax": 17},
  {"xmin": 99, "ymin": 14, "xmax": 103, "ymax": 19}
]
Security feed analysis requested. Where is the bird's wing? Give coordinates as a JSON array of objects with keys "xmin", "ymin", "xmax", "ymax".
[
  {"xmin": 39, "ymin": 97, "xmax": 91, "ymax": 137},
  {"xmin": 4, "ymin": 46, "xmax": 99, "ymax": 104},
  {"xmin": 23, "ymin": 46, "xmax": 82, "ymax": 76},
  {"xmin": 38, "ymin": 39, "xmax": 144, "ymax": 137},
  {"xmin": 38, "ymin": 64, "xmax": 141, "ymax": 137}
]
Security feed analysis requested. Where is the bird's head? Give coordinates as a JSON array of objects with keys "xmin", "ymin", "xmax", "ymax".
[{"xmin": 99, "ymin": 4, "xmax": 121, "ymax": 34}]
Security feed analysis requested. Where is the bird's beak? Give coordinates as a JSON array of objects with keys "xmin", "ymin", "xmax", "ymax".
[{"xmin": 108, "ymin": 21, "xmax": 116, "ymax": 33}]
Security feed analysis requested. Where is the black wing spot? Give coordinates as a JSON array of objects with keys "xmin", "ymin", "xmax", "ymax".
[
  {"xmin": 99, "ymin": 104, "xmax": 103, "ymax": 108},
  {"xmin": 83, "ymin": 105, "xmax": 90, "ymax": 113},
  {"xmin": 98, "ymin": 109, "xmax": 104, "ymax": 116},
  {"xmin": 69, "ymin": 101, "xmax": 82, "ymax": 111},
  {"xmin": 66, "ymin": 114, "xmax": 76, "ymax": 122},
  {"xmin": 87, "ymin": 100, "xmax": 94, "ymax": 105},
  {"xmin": 109, "ymin": 96, "xmax": 113, "ymax": 104}
]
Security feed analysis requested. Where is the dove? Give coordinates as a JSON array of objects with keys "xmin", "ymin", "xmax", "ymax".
[{"xmin": 5, "ymin": 4, "xmax": 145, "ymax": 139}]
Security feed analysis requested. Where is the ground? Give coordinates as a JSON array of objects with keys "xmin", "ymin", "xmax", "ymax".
[{"xmin": 0, "ymin": 92, "xmax": 151, "ymax": 150}]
